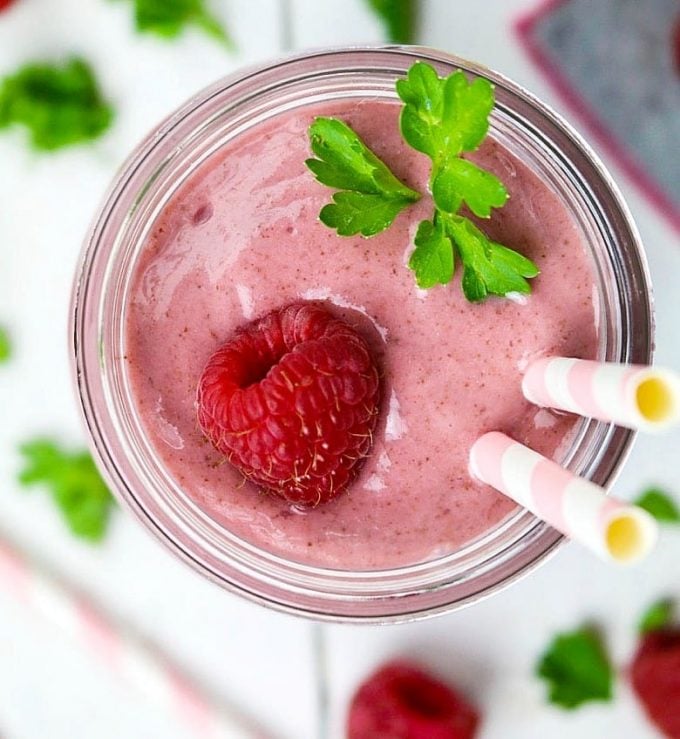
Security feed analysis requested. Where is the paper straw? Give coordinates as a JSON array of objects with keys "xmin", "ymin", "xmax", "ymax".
[
  {"xmin": 469, "ymin": 432, "xmax": 658, "ymax": 563},
  {"xmin": 0, "ymin": 538, "xmax": 268, "ymax": 739},
  {"xmin": 522, "ymin": 357, "xmax": 680, "ymax": 432}
]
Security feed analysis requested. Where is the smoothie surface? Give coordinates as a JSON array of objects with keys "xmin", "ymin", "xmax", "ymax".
[{"xmin": 125, "ymin": 99, "xmax": 599, "ymax": 569}]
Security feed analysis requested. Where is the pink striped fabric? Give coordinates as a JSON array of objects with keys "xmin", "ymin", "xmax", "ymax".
[
  {"xmin": 0, "ymin": 538, "xmax": 264, "ymax": 738},
  {"xmin": 0, "ymin": 543, "xmax": 28, "ymax": 600}
]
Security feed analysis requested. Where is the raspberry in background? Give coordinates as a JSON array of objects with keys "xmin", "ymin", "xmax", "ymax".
[
  {"xmin": 197, "ymin": 302, "xmax": 381, "ymax": 507},
  {"xmin": 674, "ymin": 16, "xmax": 680, "ymax": 76},
  {"xmin": 347, "ymin": 660, "xmax": 479, "ymax": 739},
  {"xmin": 631, "ymin": 629, "xmax": 680, "ymax": 738},
  {"xmin": 0, "ymin": 0, "xmax": 17, "ymax": 10}
]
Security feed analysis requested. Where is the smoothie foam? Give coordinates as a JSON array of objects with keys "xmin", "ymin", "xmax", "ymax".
[{"xmin": 125, "ymin": 100, "xmax": 598, "ymax": 569}]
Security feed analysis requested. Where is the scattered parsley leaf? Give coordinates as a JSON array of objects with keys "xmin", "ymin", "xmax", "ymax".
[
  {"xmin": 634, "ymin": 488, "xmax": 680, "ymax": 523},
  {"xmin": 639, "ymin": 599, "xmax": 675, "ymax": 635},
  {"xmin": 536, "ymin": 626, "xmax": 613, "ymax": 709},
  {"xmin": 18, "ymin": 439, "xmax": 114, "ymax": 542},
  {"xmin": 366, "ymin": 0, "xmax": 417, "ymax": 43},
  {"xmin": 306, "ymin": 117, "xmax": 420, "ymax": 237},
  {"xmin": 118, "ymin": 0, "xmax": 232, "ymax": 46},
  {"xmin": 0, "ymin": 325, "xmax": 10, "ymax": 363},
  {"xmin": 0, "ymin": 58, "xmax": 113, "ymax": 151}
]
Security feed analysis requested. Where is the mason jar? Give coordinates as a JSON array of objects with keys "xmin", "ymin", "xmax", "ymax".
[{"xmin": 70, "ymin": 46, "xmax": 653, "ymax": 622}]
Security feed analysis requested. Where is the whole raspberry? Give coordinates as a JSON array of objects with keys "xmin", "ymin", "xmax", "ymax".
[
  {"xmin": 197, "ymin": 302, "xmax": 380, "ymax": 506},
  {"xmin": 631, "ymin": 629, "xmax": 680, "ymax": 738},
  {"xmin": 347, "ymin": 660, "xmax": 480, "ymax": 739}
]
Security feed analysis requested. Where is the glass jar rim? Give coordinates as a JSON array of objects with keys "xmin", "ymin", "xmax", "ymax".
[{"xmin": 71, "ymin": 46, "xmax": 653, "ymax": 623}]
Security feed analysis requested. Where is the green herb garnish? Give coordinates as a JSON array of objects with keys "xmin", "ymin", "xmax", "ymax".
[
  {"xmin": 366, "ymin": 0, "xmax": 417, "ymax": 44},
  {"xmin": 397, "ymin": 62, "xmax": 496, "ymax": 171},
  {"xmin": 0, "ymin": 58, "xmax": 113, "ymax": 151},
  {"xmin": 409, "ymin": 217, "xmax": 454, "ymax": 288},
  {"xmin": 434, "ymin": 211, "xmax": 538, "ymax": 300},
  {"xmin": 305, "ymin": 62, "xmax": 539, "ymax": 302},
  {"xmin": 117, "ymin": 0, "xmax": 232, "ymax": 46},
  {"xmin": 639, "ymin": 598, "xmax": 674, "ymax": 635},
  {"xmin": 0, "ymin": 325, "xmax": 10, "ymax": 363},
  {"xmin": 19, "ymin": 439, "xmax": 115, "ymax": 542},
  {"xmin": 634, "ymin": 488, "xmax": 680, "ymax": 523},
  {"xmin": 536, "ymin": 626, "xmax": 613, "ymax": 709},
  {"xmin": 397, "ymin": 63, "xmax": 538, "ymax": 300},
  {"xmin": 306, "ymin": 117, "xmax": 421, "ymax": 237}
]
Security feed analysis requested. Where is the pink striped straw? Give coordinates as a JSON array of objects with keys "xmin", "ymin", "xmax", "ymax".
[
  {"xmin": 522, "ymin": 357, "xmax": 680, "ymax": 432},
  {"xmin": 469, "ymin": 432, "xmax": 658, "ymax": 563},
  {"xmin": 0, "ymin": 539, "xmax": 268, "ymax": 739}
]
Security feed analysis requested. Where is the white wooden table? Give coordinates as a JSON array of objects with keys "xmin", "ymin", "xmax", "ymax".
[{"xmin": 1, "ymin": 1, "xmax": 679, "ymax": 737}]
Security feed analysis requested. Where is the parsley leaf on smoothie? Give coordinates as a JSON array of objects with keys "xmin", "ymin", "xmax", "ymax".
[
  {"xmin": 634, "ymin": 488, "xmax": 680, "ymax": 523},
  {"xmin": 116, "ymin": 0, "xmax": 232, "ymax": 46},
  {"xmin": 0, "ymin": 58, "xmax": 113, "ymax": 151},
  {"xmin": 397, "ymin": 62, "xmax": 538, "ymax": 301},
  {"xmin": 18, "ymin": 439, "xmax": 115, "ymax": 542},
  {"xmin": 397, "ymin": 63, "xmax": 495, "ymax": 164},
  {"xmin": 432, "ymin": 157, "xmax": 508, "ymax": 218},
  {"xmin": 639, "ymin": 599, "xmax": 675, "ymax": 635},
  {"xmin": 536, "ymin": 626, "xmax": 613, "ymax": 709},
  {"xmin": 0, "ymin": 325, "xmax": 11, "ymax": 363},
  {"xmin": 410, "ymin": 218, "xmax": 455, "ymax": 288},
  {"xmin": 439, "ymin": 214, "xmax": 539, "ymax": 301},
  {"xmin": 305, "ymin": 62, "xmax": 539, "ymax": 302},
  {"xmin": 306, "ymin": 117, "xmax": 421, "ymax": 236},
  {"xmin": 366, "ymin": 0, "xmax": 417, "ymax": 43}
]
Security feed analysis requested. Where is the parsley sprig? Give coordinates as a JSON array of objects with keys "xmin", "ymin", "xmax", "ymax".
[
  {"xmin": 305, "ymin": 62, "xmax": 539, "ymax": 303},
  {"xmin": 18, "ymin": 439, "xmax": 115, "ymax": 542},
  {"xmin": 306, "ymin": 117, "xmax": 420, "ymax": 237},
  {"xmin": 399, "ymin": 62, "xmax": 539, "ymax": 301}
]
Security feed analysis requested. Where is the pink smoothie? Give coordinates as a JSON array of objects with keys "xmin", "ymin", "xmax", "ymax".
[{"xmin": 125, "ymin": 99, "xmax": 598, "ymax": 569}]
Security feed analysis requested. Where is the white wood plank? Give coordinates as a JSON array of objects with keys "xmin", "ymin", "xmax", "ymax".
[{"xmin": 288, "ymin": 0, "xmax": 386, "ymax": 48}]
